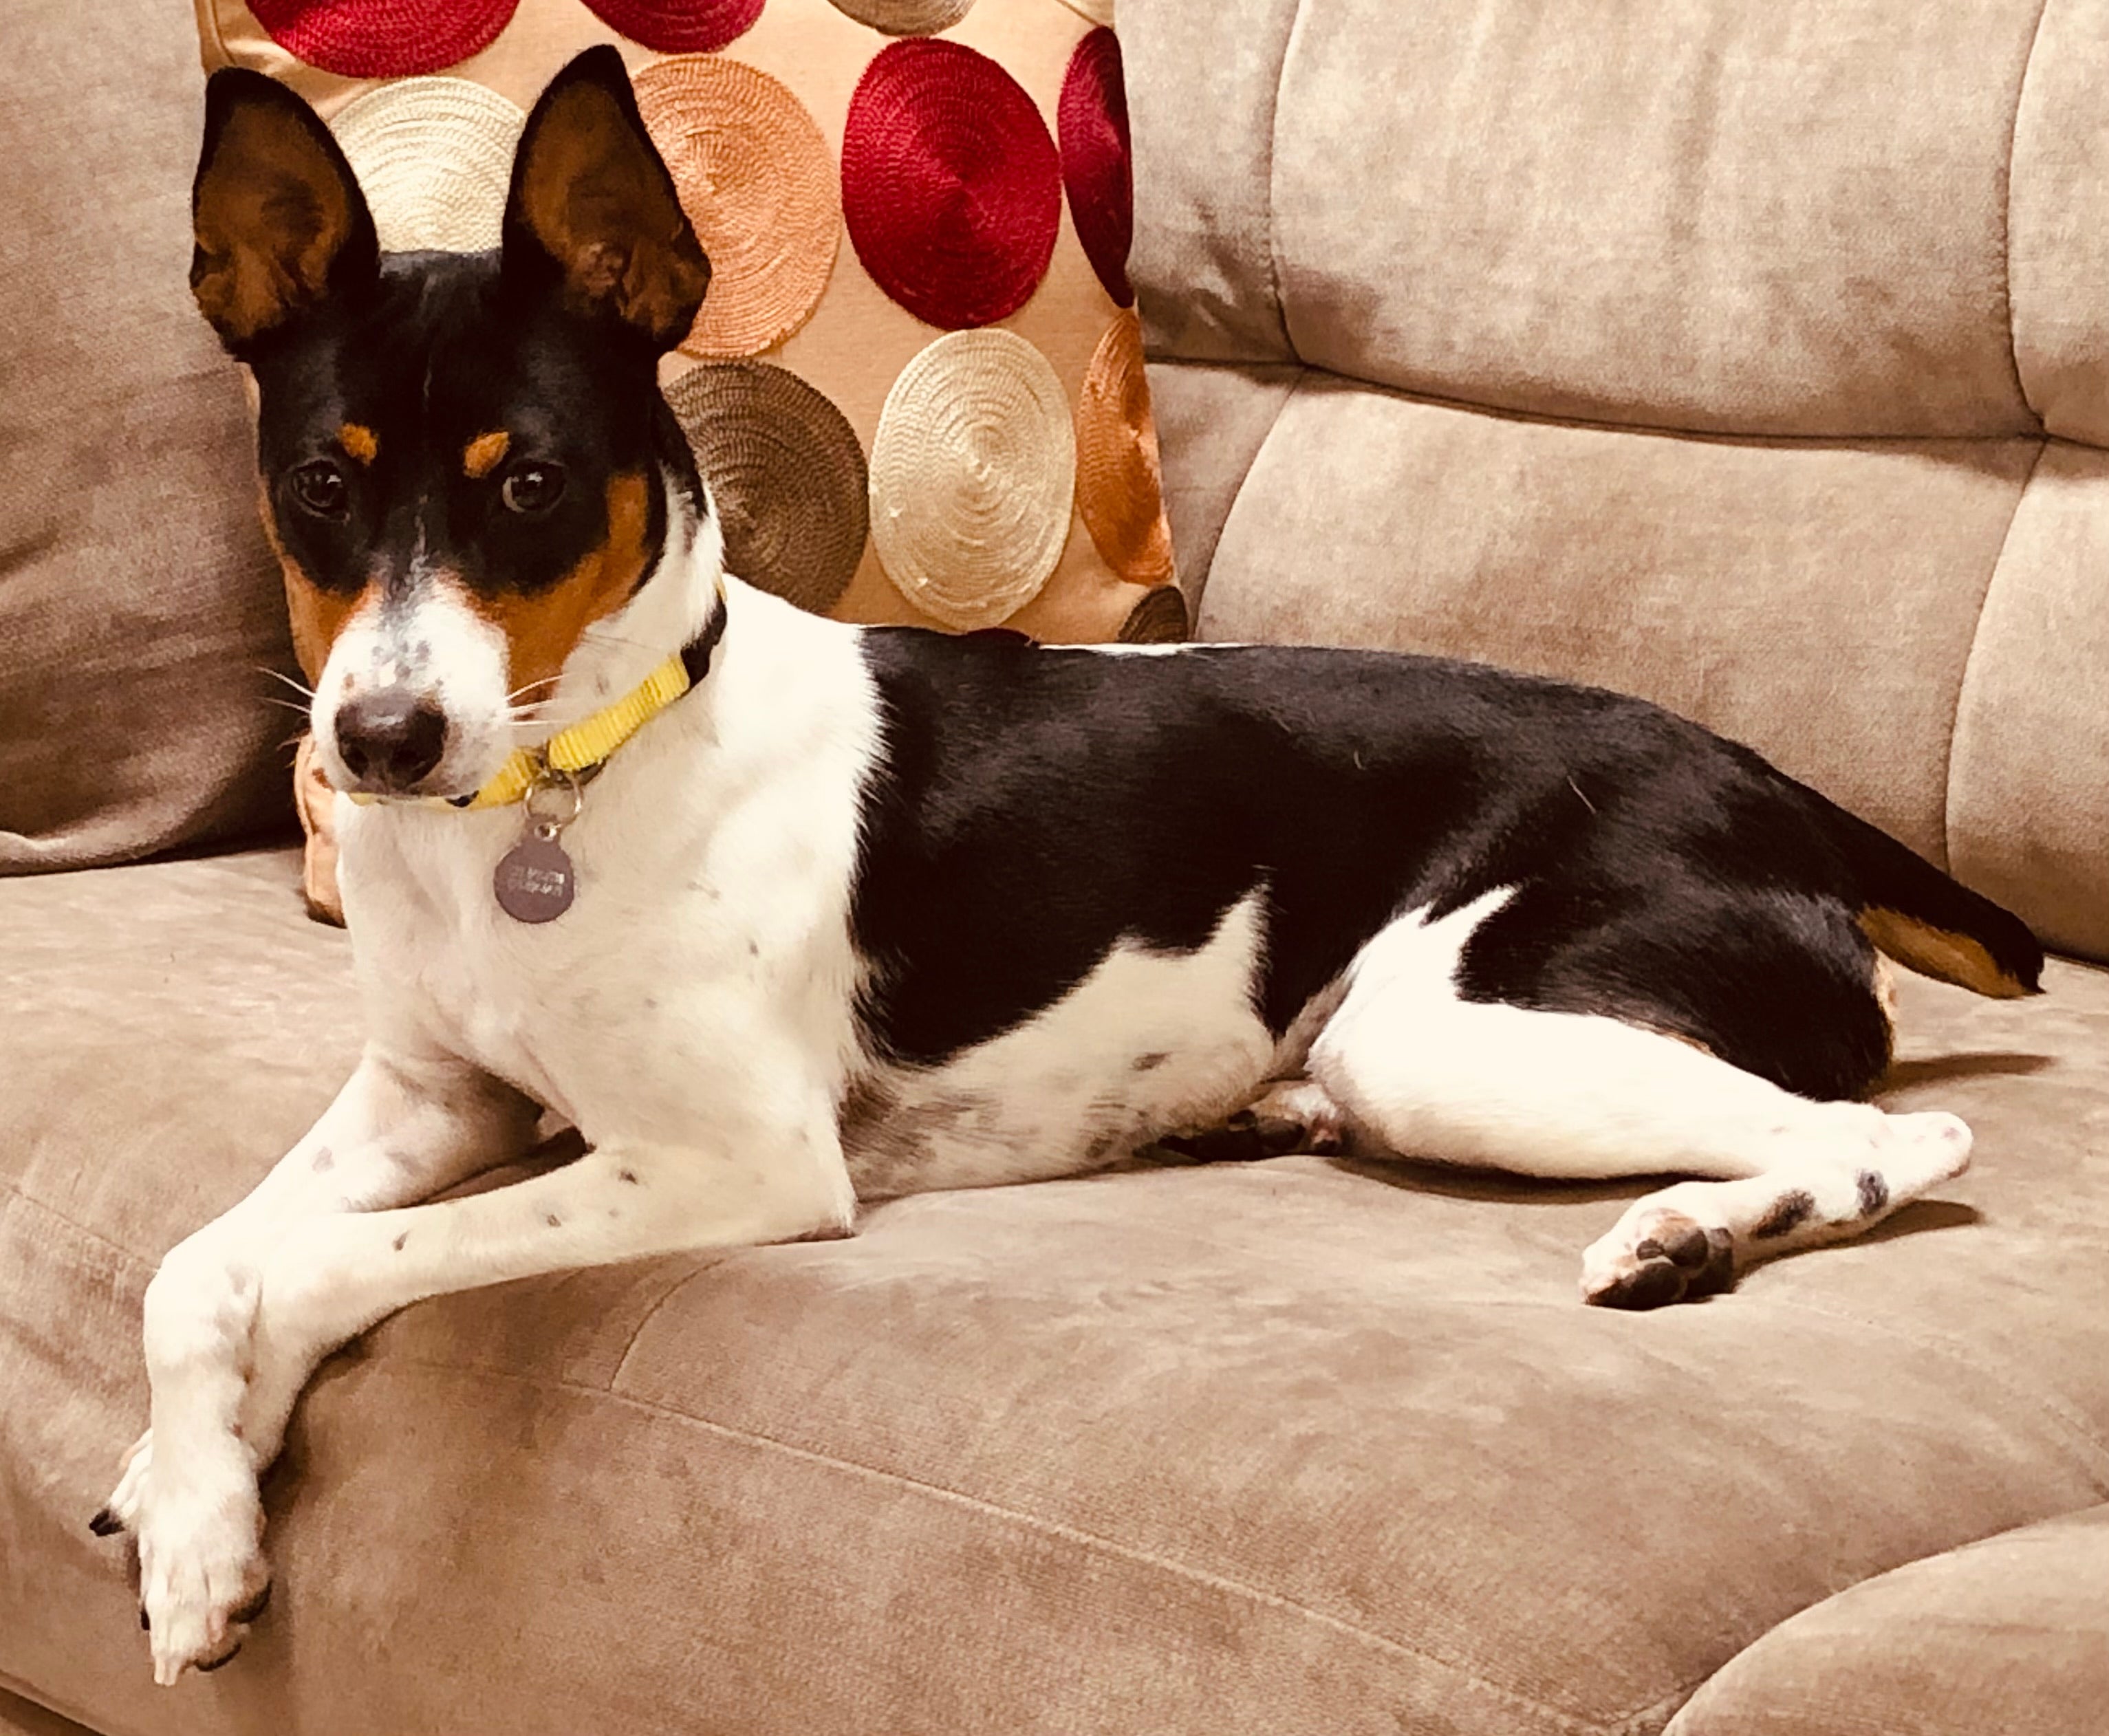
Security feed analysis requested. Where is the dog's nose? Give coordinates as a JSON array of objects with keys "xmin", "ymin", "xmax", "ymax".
[{"xmin": 335, "ymin": 690, "xmax": 448, "ymax": 790}]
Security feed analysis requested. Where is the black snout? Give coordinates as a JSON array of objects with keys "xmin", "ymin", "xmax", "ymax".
[{"xmin": 335, "ymin": 690, "xmax": 448, "ymax": 790}]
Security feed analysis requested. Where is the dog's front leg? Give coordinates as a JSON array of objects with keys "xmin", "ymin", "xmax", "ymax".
[
  {"xmin": 111, "ymin": 1045, "xmax": 538, "ymax": 1682},
  {"xmin": 129, "ymin": 1087, "xmax": 852, "ymax": 1684}
]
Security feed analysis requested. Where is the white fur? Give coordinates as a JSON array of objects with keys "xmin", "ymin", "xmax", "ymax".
[{"xmin": 116, "ymin": 482, "xmax": 1974, "ymax": 1680}]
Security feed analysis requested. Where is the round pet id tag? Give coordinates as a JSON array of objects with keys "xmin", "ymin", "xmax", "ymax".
[{"xmin": 495, "ymin": 828, "xmax": 576, "ymax": 923}]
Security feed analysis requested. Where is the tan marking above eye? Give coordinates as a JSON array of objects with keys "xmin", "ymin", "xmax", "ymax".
[
  {"xmin": 338, "ymin": 422, "xmax": 379, "ymax": 465},
  {"xmin": 463, "ymin": 430, "xmax": 511, "ymax": 479}
]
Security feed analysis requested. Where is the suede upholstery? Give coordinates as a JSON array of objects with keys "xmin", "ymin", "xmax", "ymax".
[
  {"xmin": 5, "ymin": 854, "xmax": 2109, "ymax": 1736},
  {"xmin": 0, "ymin": 3, "xmax": 297, "ymax": 871},
  {"xmin": 1129, "ymin": 0, "xmax": 2109, "ymax": 962},
  {"xmin": 3, "ymin": 1, "xmax": 2108, "ymax": 1733}
]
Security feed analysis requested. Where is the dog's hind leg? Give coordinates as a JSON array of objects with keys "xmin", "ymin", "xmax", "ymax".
[{"xmin": 1306, "ymin": 896, "xmax": 1972, "ymax": 1310}]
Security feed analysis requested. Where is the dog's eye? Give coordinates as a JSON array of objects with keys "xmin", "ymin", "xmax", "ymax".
[
  {"xmin": 288, "ymin": 459, "xmax": 349, "ymax": 520},
  {"xmin": 501, "ymin": 463, "xmax": 565, "ymax": 515}
]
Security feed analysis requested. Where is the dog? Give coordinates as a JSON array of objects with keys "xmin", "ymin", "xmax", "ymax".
[{"xmin": 98, "ymin": 47, "xmax": 2043, "ymax": 1682}]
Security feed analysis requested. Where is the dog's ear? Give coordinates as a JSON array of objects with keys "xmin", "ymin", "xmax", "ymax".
[
  {"xmin": 501, "ymin": 46, "xmax": 709, "ymax": 350},
  {"xmin": 191, "ymin": 68, "xmax": 379, "ymax": 352}
]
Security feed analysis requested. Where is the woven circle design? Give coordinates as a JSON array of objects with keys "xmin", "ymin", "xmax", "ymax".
[
  {"xmin": 1074, "ymin": 310, "xmax": 1173, "ymax": 585},
  {"xmin": 634, "ymin": 57, "xmax": 840, "ymax": 359},
  {"xmin": 664, "ymin": 362, "xmax": 868, "ymax": 614},
  {"xmin": 827, "ymin": 0, "xmax": 975, "ymax": 33},
  {"xmin": 249, "ymin": 0, "xmax": 520, "ymax": 78},
  {"xmin": 1057, "ymin": 28, "xmax": 1133, "ymax": 306},
  {"xmin": 869, "ymin": 330, "xmax": 1075, "ymax": 629},
  {"xmin": 1118, "ymin": 585, "xmax": 1188, "ymax": 644},
  {"xmin": 580, "ymin": 0, "xmax": 762, "ymax": 52},
  {"xmin": 329, "ymin": 78, "xmax": 526, "ymax": 253},
  {"xmin": 841, "ymin": 40, "xmax": 1061, "ymax": 329}
]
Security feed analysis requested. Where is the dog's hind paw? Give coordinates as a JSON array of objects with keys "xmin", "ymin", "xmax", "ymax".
[{"xmin": 1581, "ymin": 1208, "xmax": 1735, "ymax": 1310}]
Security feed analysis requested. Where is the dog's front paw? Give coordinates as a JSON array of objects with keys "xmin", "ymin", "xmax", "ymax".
[{"xmin": 129, "ymin": 1449, "xmax": 271, "ymax": 1684}]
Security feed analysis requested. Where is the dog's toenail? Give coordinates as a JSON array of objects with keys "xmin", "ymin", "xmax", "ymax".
[
  {"xmin": 140, "ymin": 1607, "xmax": 151, "ymax": 1631},
  {"xmin": 89, "ymin": 1508, "xmax": 122, "ymax": 1537},
  {"xmin": 232, "ymin": 1583, "xmax": 272, "ymax": 1624},
  {"xmin": 196, "ymin": 1643, "xmax": 241, "ymax": 1672}
]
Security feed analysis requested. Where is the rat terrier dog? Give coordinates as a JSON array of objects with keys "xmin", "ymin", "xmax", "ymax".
[{"xmin": 98, "ymin": 47, "xmax": 2041, "ymax": 1681}]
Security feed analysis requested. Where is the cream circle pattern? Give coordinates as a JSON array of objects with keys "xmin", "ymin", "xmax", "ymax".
[
  {"xmin": 578, "ymin": 0, "xmax": 763, "ymax": 52},
  {"xmin": 664, "ymin": 362, "xmax": 869, "ymax": 616},
  {"xmin": 248, "ymin": 0, "xmax": 521, "ymax": 78},
  {"xmin": 869, "ymin": 329, "xmax": 1076, "ymax": 629},
  {"xmin": 825, "ymin": 0, "xmax": 976, "ymax": 33},
  {"xmin": 329, "ymin": 78, "xmax": 526, "ymax": 254},
  {"xmin": 633, "ymin": 56, "xmax": 841, "ymax": 360},
  {"xmin": 841, "ymin": 40, "xmax": 1061, "ymax": 329}
]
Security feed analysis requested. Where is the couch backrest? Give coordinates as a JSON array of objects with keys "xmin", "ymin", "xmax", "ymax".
[
  {"xmin": 1123, "ymin": 0, "xmax": 2109, "ymax": 962},
  {"xmin": 0, "ymin": 0, "xmax": 299, "ymax": 873}
]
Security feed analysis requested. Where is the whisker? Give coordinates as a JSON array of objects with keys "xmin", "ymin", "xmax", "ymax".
[{"xmin": 257, "ymin": 666, "xmax": 316, "ymax": 700}]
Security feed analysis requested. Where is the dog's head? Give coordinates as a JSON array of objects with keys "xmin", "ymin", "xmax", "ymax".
[{"xmin": 192, "ymin": 49, "xmax": 710, "ymax": 799}]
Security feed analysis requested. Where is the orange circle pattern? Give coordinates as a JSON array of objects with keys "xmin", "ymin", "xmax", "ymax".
[
  {"xmin": 632, "ymin": 56, "xmax": 840, "ymax": 360},
  {"xmin": 1074, "ymin": 309, "xmax": 1174, "ymax": 587}
]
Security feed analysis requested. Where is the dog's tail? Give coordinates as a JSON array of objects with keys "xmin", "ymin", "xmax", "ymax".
[{"xmin": 1817, "ymin": 800, "xmax": 2043, "ymax": 998}]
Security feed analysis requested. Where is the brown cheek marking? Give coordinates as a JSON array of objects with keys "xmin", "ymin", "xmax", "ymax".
[
  {"xmin": 463, "ymin": 430, "xmax": 510, "ymax": 478},
  {"xmin": 259, "ymin": 488, "xmax": 377, "ymax": 685},
  {"xmin": 466, "ymin": 473, "xmax": 654, "ymax": 693},
  {"xmin": 339, "ymin": 422, "xmax": 378, "ymax": 465}
]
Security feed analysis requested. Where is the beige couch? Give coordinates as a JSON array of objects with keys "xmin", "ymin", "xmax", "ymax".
[{"xmin": 5, "ymin": 1, "xmax": 2108, "ymax": 1733}]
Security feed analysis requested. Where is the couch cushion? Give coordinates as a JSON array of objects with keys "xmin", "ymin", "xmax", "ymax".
[
  {"xmin": 5, "ymin": 851, "xmax": 2109, "ymax": 1736},
  {"xmin": 1127, "ymin": 0, "xmax": 2078, "ymax": 440},
  {"xmin": 0, "ymin": 1, "xmax": 297, "ymax": 873},
  {"xmin": 1125, "ymin": 0, "xmax": 2109, "ymax": 963},
  {"xmin": 1666, "ymin": 1505, "xmax": 2109, "ymax": 1736}
]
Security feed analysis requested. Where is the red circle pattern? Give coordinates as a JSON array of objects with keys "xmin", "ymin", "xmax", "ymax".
[
  {"xmin": 248, "ymin": 0, "xmax": 521, "ymax": 78},
  {"xmin": 841, "ymin": 40, "xmax": 1061, "ymax": 330},
  {"xmin": 1057, "ymin": 27, "xmax": 1134, "ymax": 308},
  {"xmin": 579, "ymin": 0, "xmax": 763, "ymax": 54}
]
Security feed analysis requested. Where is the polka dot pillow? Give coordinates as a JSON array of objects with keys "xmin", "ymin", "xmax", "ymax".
[{"xmin": 195, "ymin": 0, "xmax": 1182, "ymax": 644}]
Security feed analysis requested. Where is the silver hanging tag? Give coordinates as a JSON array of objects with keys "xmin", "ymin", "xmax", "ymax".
[{"xmin": 494, "ymin": 767, "xmax": 581, "ymax": 924}]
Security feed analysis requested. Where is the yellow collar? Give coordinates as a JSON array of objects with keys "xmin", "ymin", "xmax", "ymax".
[{"xmin": 347, "ymin": 593, "xmax": 725, "ymax": 810}]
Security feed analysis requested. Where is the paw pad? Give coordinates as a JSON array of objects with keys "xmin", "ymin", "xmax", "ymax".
[{"xmin": 1586, "ymin": 1214, "xmax": 1735, "ymax": 1311}]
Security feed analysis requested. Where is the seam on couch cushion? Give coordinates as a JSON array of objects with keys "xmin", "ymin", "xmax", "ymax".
[
  {"xmin": 1198, "ymin": 355, "xmax": 2055, "ymax": 450},
  {"xmin": 0, "ymin": 1184, "xmax": 151, "ymax": 1275},
  {"xmin": 1190, "ymin": 365, "xmax": 1309, "ymax": 635},
  {"xmin": 383, "ymin": 1354, "xmax": 1608, "ymax": 1735},
  {"xmin": 1941, "ymin": 435, "xmax": 2049, "ymax": 874},
  {"xmin": 2001, "ymin": 0, "xmax": 2055, "ymax": 424},
  {"xmin": 1152, "ymin": 360, "xmax": 1308, "ymax": 624},
  {"xmin": 1262, "ymin": 0, "xmax": 1308, "ymax": 364}
]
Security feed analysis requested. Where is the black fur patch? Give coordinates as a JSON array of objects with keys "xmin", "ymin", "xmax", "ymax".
[
  {"xmin": 1753, "ymin": 1189, "xmax": 1817, "ymax": 1239},
  {"xmin": 1856, "ymin": 1168, "xmax": 1890, "ymax": 1217},
  {"xmin": 246, "ymin": 249, "xmax": 697, "ymax": 607},
  {"xmin": 847, "ymin": 633, "xmax": 2013, "ymax": 1097}
]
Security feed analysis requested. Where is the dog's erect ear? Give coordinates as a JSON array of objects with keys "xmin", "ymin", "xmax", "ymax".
[
  {"xmin": 501, "ymin": 46, "xmax": 709, "ymax": 350},
  {"xmin": 191, "ymin": 68, "xmax": 378, "ymax": 352}
]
